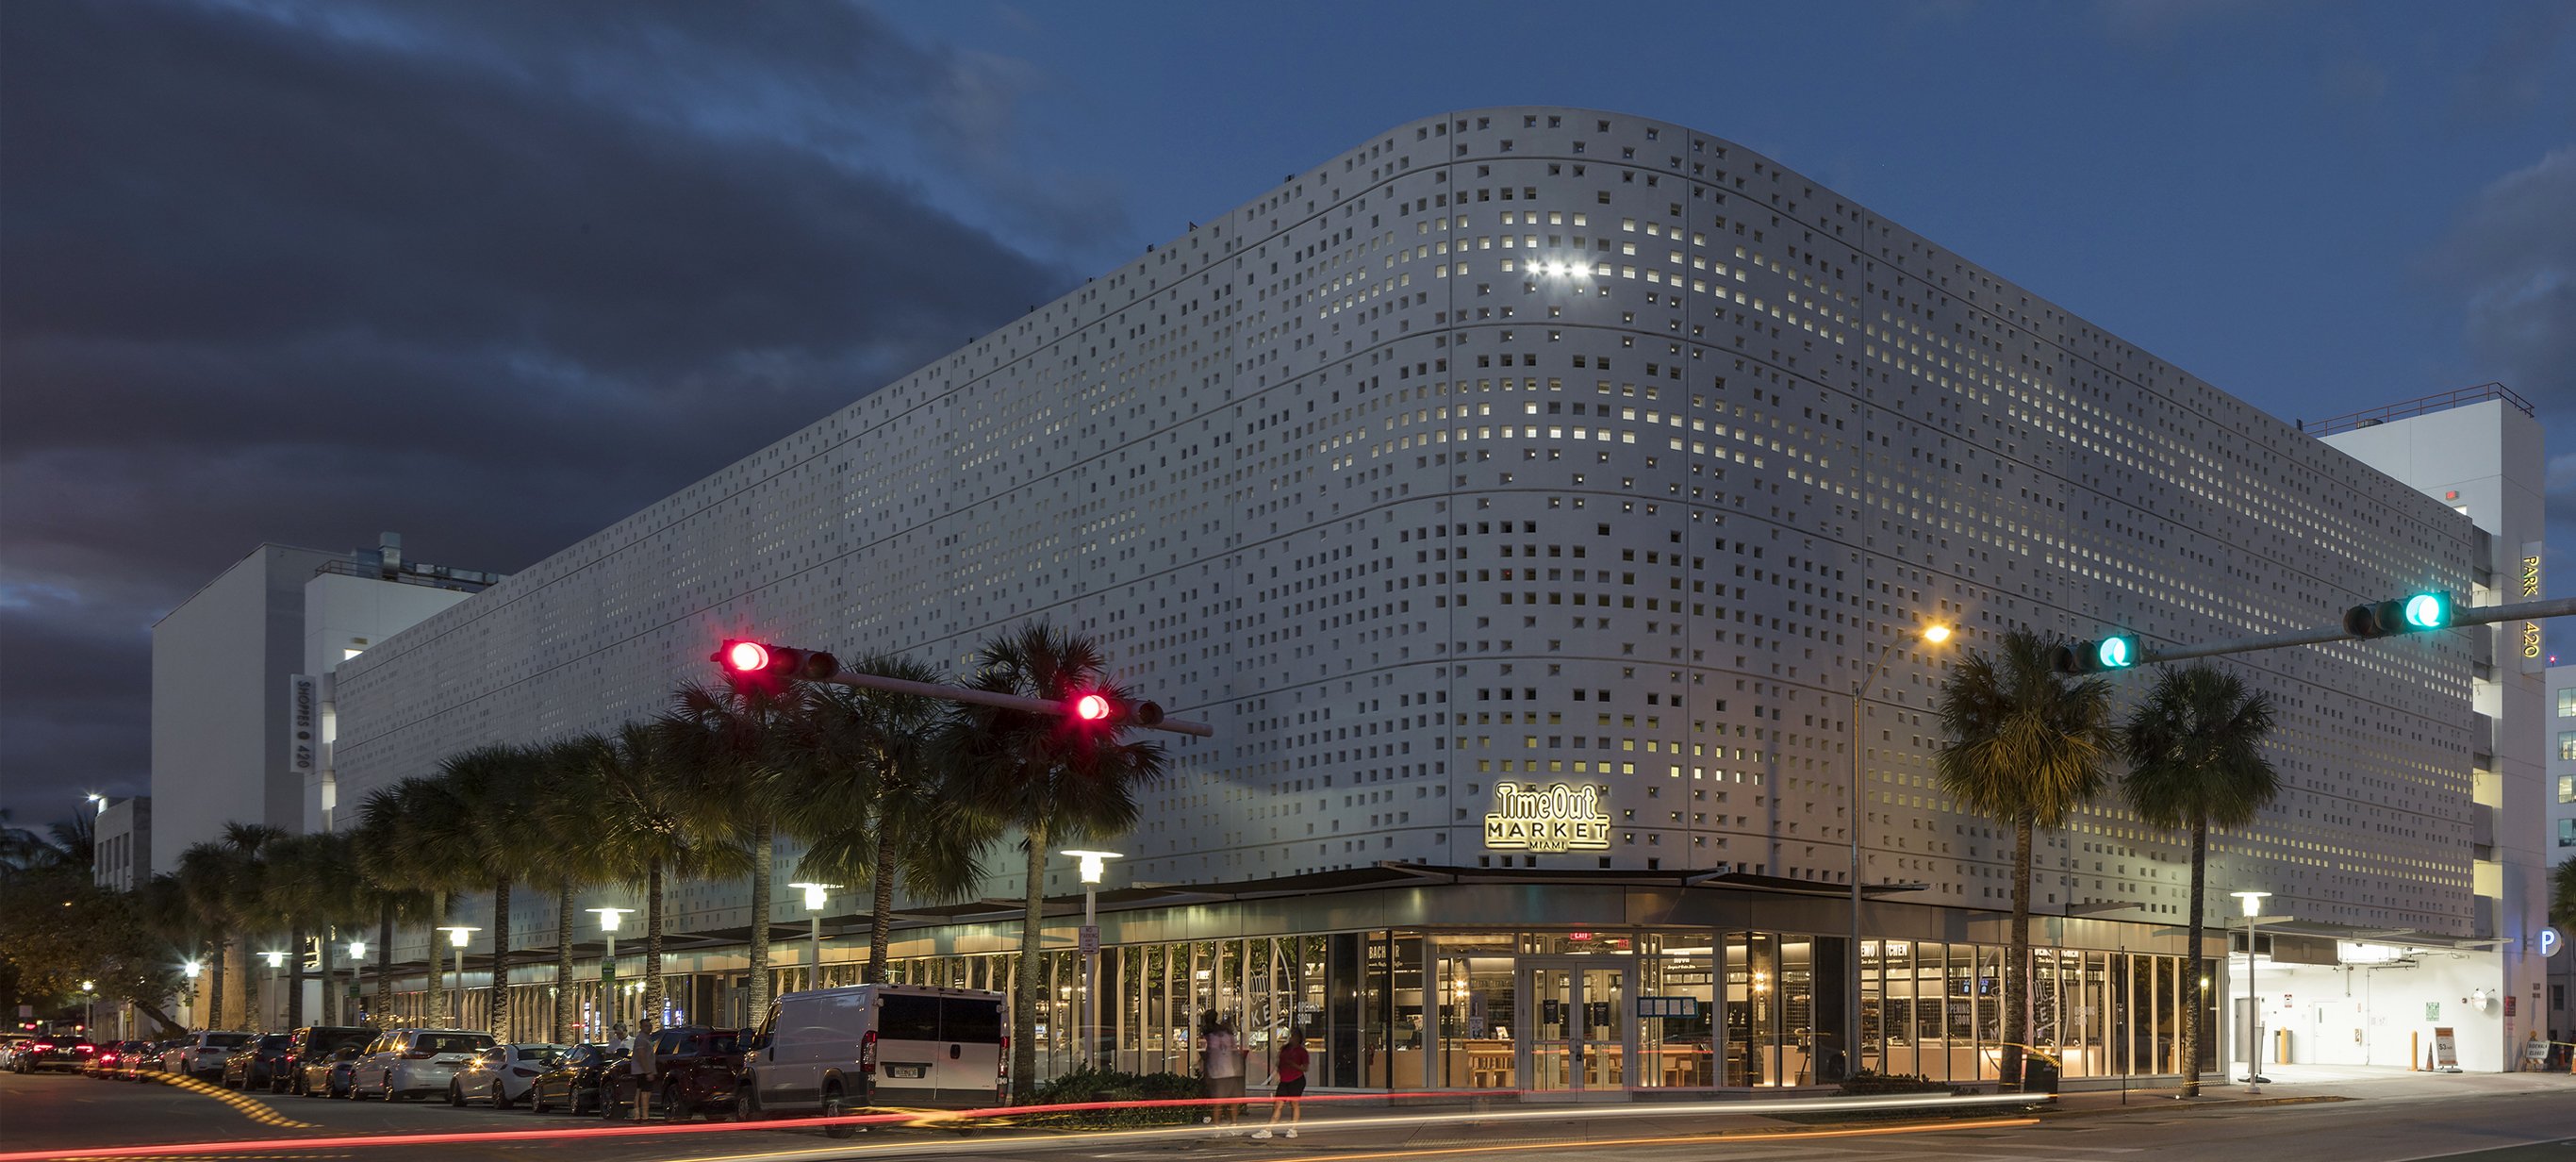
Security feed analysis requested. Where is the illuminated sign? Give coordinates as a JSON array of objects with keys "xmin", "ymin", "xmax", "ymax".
[
  {"xmin": 1483, "ymin": 781, "xmax": 1611, "ymax": 852},
  {"xmin": 2542, "ymin": 927, "xmax": 2564, "ymax": 958}
]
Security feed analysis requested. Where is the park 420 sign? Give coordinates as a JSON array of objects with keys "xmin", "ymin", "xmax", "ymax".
[{"xmin": 1484, "ymin": 782, "xmax": 1611, "ymax": 853}]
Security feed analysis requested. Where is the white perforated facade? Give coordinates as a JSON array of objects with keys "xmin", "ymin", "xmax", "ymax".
[{"xmin": 332, "ymin": 107, "xmax": 2490, "ymax": 957}]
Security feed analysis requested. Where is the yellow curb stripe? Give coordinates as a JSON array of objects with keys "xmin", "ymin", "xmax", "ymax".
[{"xmin": 141, "ymin": 1074, "xmax": 317, "ymax": 1130}]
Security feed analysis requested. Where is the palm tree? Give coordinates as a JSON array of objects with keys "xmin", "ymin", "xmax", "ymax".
[
  {"xmin": 351, "ymin": 784, "xmax": 438, "ymax": 1029},
  {"xmin": 946, "ymin": 624, "xmax": 1164, "ymax": 1098},
  {"xmin": 425, "ymin": 744, "xmax": 552, "ymax": 1038},
  {"xmin": 662, "ymin": 681, "xmax": 797, "ymax": 1016},
  {"xmin": 2552, "ymin": 855, "xmax": 2575, "ymax": 934},
  {"xmin": 1933, "ymin": 630, "xmax": 2117, "ymax": 1092},
  {"xmin": 176, "ymin": 822, "xmax": 288, "ymax": 1030},
  {"xmin": 578, "ymin": 722, "xmax": 754, "ymax": 1031},
  {"xmin": 528, "ymin": 738, "xmax": 612, "ymax": 1043},
  {"xmin": 778, "ymin": 658, "xmax": 995, "ymax": 986},
  {"xmin": 2119, "ymin": 662, "xmax": 2278, "ymax": 1097}
]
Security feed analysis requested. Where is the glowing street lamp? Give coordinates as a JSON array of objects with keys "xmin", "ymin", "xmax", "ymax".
[
  {"xmin": 2230, "ymin": 890, "xmax": 2277, "ymax": 1092},
  {"xmin": 438, "ymin": 927, "xmax": 480, "ymax": 1028},
  {"xmin": 587, "ymin": 908, "xmax": 634, "ymax": 1038},
  {"xmin": 1844, "ymin": 620, "xmax": 1951, "ymax": 1084},
  {"xmin": 787, "ymin": 884, "xmax": 839, "ymax": 991},
  {"xmin": 1063, "ymin": 850, "xmax": 1122, "ymax": 1068}
]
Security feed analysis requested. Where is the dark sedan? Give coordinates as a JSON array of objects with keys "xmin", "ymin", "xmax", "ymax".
[
  {"xmin": 603, "ymin": 1027, "xmax": 742, "ymax": 1122},
  {"xmin": 524, "ymin": 1043, "xmax": 626, "ymax": 1115},
  {"xmin": 13, "ymin": 1038, "xmax": 96, "ymax": 1074},
  {"xmin": 85, "ymin": 1040, "xmax": 152, "ymax": 1078},
  {"xmin": 124, "ymin": 1040, "xmax": 181, "ymax": 1081},
  {"xmin": 221, "ymin": 1034, "xmax": 295, "ymax": 1091}
]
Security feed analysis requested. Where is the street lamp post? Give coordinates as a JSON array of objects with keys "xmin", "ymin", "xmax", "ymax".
[
  {"xmin": 1064, "ymin": 850, "xmax": 1123, "ymax": 1070},
  {"xmin": 437, "ymin": 928, "xmax": 479, "ymax": 1028},
  {"xmin": 258, "ymin": 951, "xmax": 285, "ymax": 1033},
  {"xmin": 1845, "ymin": 622, "xmax": 1950, "ymax": 1083},
  {"xmin": 2230, "ymin": 890, "xmax": 2274, "ymax": 1093},
  {"xmin": 586, "ymin": 908, "xmax": 634, "ymax": 1041},
  {"xmin": 787, "ymin": 884, "xmax": 839, "ymax": 992},
  {"xmin": 181, "ymin": 960, "xmax": 202, "ymax": 1029},
  {"xmin": 345, "ymin": 937, "xmax": 367, "ymax": 1027}
]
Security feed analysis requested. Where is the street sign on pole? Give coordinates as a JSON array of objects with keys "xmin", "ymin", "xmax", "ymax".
[{"xmin": 1078, "ymin": 925, "xmax": 1099, "ymax": 955}]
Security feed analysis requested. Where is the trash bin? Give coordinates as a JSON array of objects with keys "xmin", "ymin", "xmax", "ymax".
[{"xmin": 2020, "ymin": 1055, "xmax": 2060, "ymax": 1094}]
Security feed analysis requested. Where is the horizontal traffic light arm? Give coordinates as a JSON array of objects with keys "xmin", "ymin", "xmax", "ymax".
[
  {"xmin": 2125, "ymin": 594, "xmax": 2576, "ymax": 667},
  {"xmin": 816, "ymin": 668, "xmax": 1216, "ymax": 738}
]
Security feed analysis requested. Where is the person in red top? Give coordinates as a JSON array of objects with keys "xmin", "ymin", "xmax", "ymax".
[{"xmin": 1251, "ymin": 1025, "xmax": 1308, "ymax": 1139}]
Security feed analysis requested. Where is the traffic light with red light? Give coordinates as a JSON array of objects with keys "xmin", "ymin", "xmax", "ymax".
[
  {"xmin": 1065, "ymin": 691, "xmax": 1164, "ymax": 728},
  {"xmin": 712, "ymin": 639, "xmax": 838, "ymax": 683},
  {"xmin": 2343, "ymin": 591, "xmax": 2454, "ymax": 639}
]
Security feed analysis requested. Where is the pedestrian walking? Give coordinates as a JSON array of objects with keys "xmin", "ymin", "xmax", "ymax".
[
  {"xmin": 1199, "ymin": 1010, "xmax": 1246, "ymax": 1133},
  {"xmin": 1251, "ymin": 1024, "xmax": 1307, "ymax": 1139}
]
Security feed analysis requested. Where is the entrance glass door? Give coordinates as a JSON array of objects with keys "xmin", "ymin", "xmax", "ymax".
[{"xmin": 1518, "ymin": 959, "xmax": 1630, "ymax": 1092}]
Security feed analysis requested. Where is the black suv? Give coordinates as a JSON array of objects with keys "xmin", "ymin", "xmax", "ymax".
[
  {"xmin": 222, "ymin": 1034, "xmax": 296, "ymax": 1091},
  {"xmin": 283, "ymin": 1026, "xmax": 375, "ymax": 1097}
]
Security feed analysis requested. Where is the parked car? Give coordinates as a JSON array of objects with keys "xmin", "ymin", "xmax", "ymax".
[
  {"xmin": 86, "ymin": 1040, "xmax": 152, "ymax": 1078},
  {"xmin": 602, "ymin": 1027, "xmax": 743, "ymax": 1122},
  {"xmin": 524, "ymin": 1043, "xmax": 625, "ymax": 1115},
  {"xmin": 221, "ymin": 1034, "xmax": 295, "ymax": 1091},
  {"xmin": 735, "ymin": 985, "xmax": 1005, "ymax": 1136},
  {"xmin": 0, "ymin": 1036, "xmax": 32, "ymax": 1070},
  {"xmin": 349, "ymin": 1029, "xmax": 496, "ymax": 1102},
  {"xmin": 14, "ymin": 1038, "xmax": 97, "ymax": 1074},
  {"xmin": 317, "ymin": 1046, "xmax": 367, "ymax": 1098},
  {"xmin": 286, "ymin": 1027, "xmax": 378, "ymax": 1097},
  {"xmin": 124, "ymin": 1040, "xmax": 179, "ymax": 1081},
  {"xmin": 158, "ymin": 1032, "xmax": 255, "ymax": 1080},
  {"xmin": 447, "ymin": 1043, "xmax": 567, "ymax": 1109}
]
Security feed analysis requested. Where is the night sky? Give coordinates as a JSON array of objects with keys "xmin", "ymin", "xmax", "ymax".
[{"xmin": 3, "ymin": 1, "xmax": 2570, "ymax": 832}]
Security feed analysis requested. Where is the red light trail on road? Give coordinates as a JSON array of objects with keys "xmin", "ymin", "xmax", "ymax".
[{"xmin": 0, "ymin": 1091, "xmax": 2050, "ymax": 1161}]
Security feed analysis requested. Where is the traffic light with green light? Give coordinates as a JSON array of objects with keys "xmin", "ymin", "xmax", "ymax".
[
  {"xmin": 2342, "ymin": 591, "xmax": 2454, "ymax": 639},
  {"xmin": 2052, "ymin": 634, "xmax": 2140, "ymax": 675}
]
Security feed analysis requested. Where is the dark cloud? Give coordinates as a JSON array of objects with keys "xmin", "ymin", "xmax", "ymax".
[
  {"xmin": 0, "ymin": 0, "xmax": 1096, "ymax": 826},
  {"xmin": 2419, "ymin": 145, "xmax": 2576, "ymax": 416}
]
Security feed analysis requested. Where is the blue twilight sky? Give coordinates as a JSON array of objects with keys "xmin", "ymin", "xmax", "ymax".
[{"xmin": 0, "ymin": 0, "xmax": 2569, "ymax": 832}]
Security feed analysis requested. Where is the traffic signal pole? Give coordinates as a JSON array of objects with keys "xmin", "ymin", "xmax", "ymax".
[
  {"xmin": 2130, "ymin": 594, "xmax": 2576, "ymax": 667},
  {"xmin": 812, "ymin": 666, "xmax": 1218, "ymax": 738}
]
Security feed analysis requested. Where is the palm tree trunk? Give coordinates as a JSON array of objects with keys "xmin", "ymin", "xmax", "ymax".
[
  {"xmin": 425, "ymin": 894, "xmax": 447, "ymax": 1030},
  {"xmin": 645, "ymin": 859, "xmax": 665, "ymax": 1032},
  {"xmin": 553, "ymin": 882, "xmax": 574, "ymax": 1044},
  {"xmin": 750, "ymin": 821, "xmax": 773, "ymax": 1021},
  {"xmin": 319, "ymin": 929, "xmax": 337, "ymax": 1026},
  {"xmin": 1014, "ymin": 823, "xmax": 1048, "ymax": 1101},
  {"xmin": 869, "ymin": 825, "xmax": 898, "ymax": 984},
  {"xmin": 488, "ymin": 878, "xmax": 512, "ymax": 1041},
  {"xmin": 288, "ymin": 925, "xmax": 306, "ymax": 1030},
  {"xmin": 208, "ymin": 934, "xmax": 228, "ymax": 1030},
  {"xmin": 2005, "ymin": 809, "xmax": 2034, "ymax": 1091},
  {"xmin": 2179, "ymin": 817, "xmax": 2209, "ymax": 1097},
  {"xmin": 373, "ymin": 903, "xmax": 395, "ymax": 1029}
]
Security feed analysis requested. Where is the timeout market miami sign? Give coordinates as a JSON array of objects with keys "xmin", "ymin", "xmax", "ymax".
[{"xmin": 1484, "ymin": 781, "xmax": 1611, "ymax": 853}]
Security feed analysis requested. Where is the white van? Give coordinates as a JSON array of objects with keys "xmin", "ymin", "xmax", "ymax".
[{"xmin": 735, "ymin": 985, "xmax": 1006, "ymax": 1135}]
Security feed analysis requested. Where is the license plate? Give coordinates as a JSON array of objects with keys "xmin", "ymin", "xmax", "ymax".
[{"xmin": 885, "ymin": 1065, "xmax": 926, "ymax": 1079}]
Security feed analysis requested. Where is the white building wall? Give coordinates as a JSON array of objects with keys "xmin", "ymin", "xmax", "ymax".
[
  {"xmin": 301, "ymin": 572, "xmax": 474, "ymax": 833},
  {"xmin": 150, "ymin": 543, "xmax": 344, "ymax": 871},
  {"xmin": 2323, "ymin": 398, "xmax": 2550, "ymax": 1068},
  {"xmin": 330, "ymin": 107, "xmax": 2485, "ymax": 998}
]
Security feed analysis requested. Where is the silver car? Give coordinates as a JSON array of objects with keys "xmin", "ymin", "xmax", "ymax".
[
  {"xmin": 447, "ymin": 1043, "xmax": 566, "ymax": 1108},
  {"xmin": 157, "ymin": 1032, "xmax": 255, "ymax": 1081},
  {"xmin": 349, "ymin": 1029, "xmax": 496, "ymax": 1101}
]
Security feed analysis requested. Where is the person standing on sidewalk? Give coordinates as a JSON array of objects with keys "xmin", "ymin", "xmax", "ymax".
[
  {"xmin": 1252, "ymin": 1025, "xmax": 1307, "ymax": 1140},
  {"xmin": 1200, "ymin": 1011, "xmax": 1246, "ymax": 1133}
]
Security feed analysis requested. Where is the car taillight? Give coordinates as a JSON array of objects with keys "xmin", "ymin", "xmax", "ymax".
[
  {"xmin": 31, "ymin": 1043, "xmax": 52, "ymax": 1053},
  {"xmin": 858, "ymin": 1030, "xmax": 877, "ymax": 1074}
]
